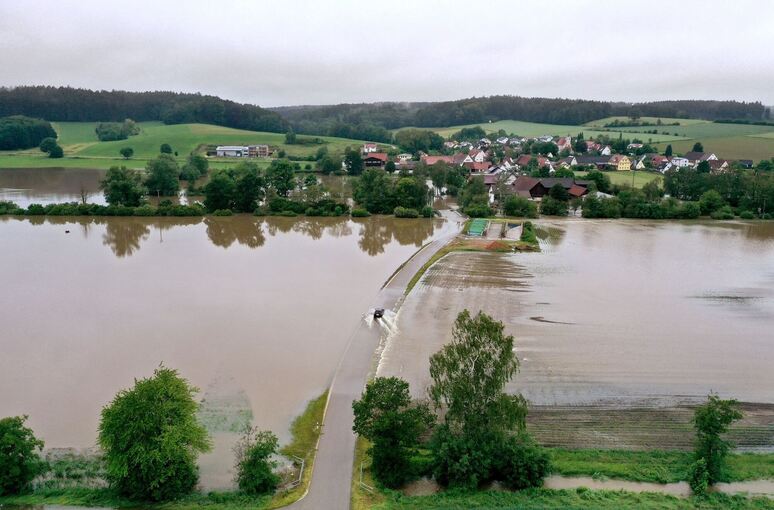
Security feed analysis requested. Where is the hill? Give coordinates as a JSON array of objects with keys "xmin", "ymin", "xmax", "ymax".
[
  {"xmin": 0, "ymin": 121, "xmax": 373, "ymax": 170},
  {"xmin": 0, "ymin": 86, "xmax": 288, "ymax": 134}
]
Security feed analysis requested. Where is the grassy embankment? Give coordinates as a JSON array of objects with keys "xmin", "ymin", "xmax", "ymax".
[
  {"xmin": 0, "ymin": 121, "xmax": 373, "ymax": 170},
  {"xmin": 352, "ymin": 448, "xmax": 774, "ymax": 510},
  {"xmin": 0, "ymin": 392, "xmax": 329, "ymax": 510},
  {"xmin": 403, "ymin": 219, "xmax": 539, "ymax": 295}
]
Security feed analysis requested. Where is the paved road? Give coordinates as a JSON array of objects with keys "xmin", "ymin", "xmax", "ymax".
[{"xmin": 288, "ymin": 209, "xmax": 463, "ymax": 510}]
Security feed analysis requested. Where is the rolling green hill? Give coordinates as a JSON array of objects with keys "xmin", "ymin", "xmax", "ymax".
[{"xmin": 0, "ymin": 122, "xmax": 373, "ymax": 170}]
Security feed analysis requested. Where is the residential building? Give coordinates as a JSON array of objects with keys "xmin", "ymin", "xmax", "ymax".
[
  {"xmin": 511, "ymin": 176, "xmax": 590, "ymax": 200},
  {"xmin": 363, "ymin": 143, "xmax": 378, "ymax": 153},
  {"xmin": 556, "ymin": 136, "xmax": 572, "ymax": 152},
  {"xmin": 216, "ymin": 145, "xmax": 249, "ymax": 157},
  {"xmin": 609, "ymin": 154, "xmax": 631, "ymax": 171},
  {"xmin": 684, "ymin": 152, "xmax": 718, "ymax": 164},
  {"xmin": 363, "ymin": 152, "xmax": 388, "ymax": 167}
]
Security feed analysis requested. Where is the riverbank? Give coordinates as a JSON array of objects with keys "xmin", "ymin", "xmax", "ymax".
[{"xmin": 0, "ymin": 393, "xmax": 328, "ymax": 510}]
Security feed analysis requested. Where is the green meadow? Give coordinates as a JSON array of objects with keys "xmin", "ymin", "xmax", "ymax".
[{"xmin": 0, "ymin": 122, "xmax": 372, "ymax": 170}]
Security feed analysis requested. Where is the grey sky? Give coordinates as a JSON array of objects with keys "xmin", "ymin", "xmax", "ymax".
[{"xmin": 2, "ymin": 0, "xmax": 773, "ymax": 107}]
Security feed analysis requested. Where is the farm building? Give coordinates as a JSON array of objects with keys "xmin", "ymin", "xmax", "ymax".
[{"xmin": 215, "ymin": 145, "xmax": 269, "ymax": 158}]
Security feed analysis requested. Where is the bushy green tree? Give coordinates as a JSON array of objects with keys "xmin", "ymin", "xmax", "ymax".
[
  {"xmin": 353, "ymin": 377, "xmax": 433, "ymax": 488},
  {"xmin": 0, "ymin": 416, "xmax": 47, "ymax": 496},
  {"xmin": 699, "ymin": 189, "xmax": 725, "ymax": 215},
  {"xmin": 664, "ymin": 144, "xmax": 673, "ymax": 157},
  {"xmin": 692, "ymin": 142, "xmax": 704, "ymax": 152},
  {"xmin": 160, "ymin": 143, "xmax": 173, "ymax": 154},
  {"xmin": 145, "ymin": 154, "xmax": 180, "ymax": 196},
  {"xmin": 233, "ymin": 163, "xmax": 264, "ymax": 212},
  {"xmin": 540, "ymin": 196, "xmax": 568, "ymax": 216},
  {"xmin": 48, "ymin": 145, "xmax": 64, "ymax": 158},
  {"xmin": 344, "ymin": 147, "xmax": 364, "ymax": 176},
  {"xmin": 39, "ymin": 137, "xmax": 57, "ymax": 153},
  {"xmin": 352, "ymin": 168, "xmax": 396, "ymax": 213},
  {"xmin": 460, "ymin": 176, "xmax": 488, "ymax": 209},
  {"xmin": 204, "ymin": 170, "xmax": 237, "ymax": 212},
  {"xmin": 233, "ymin": 428, "xmax": 280, "ymax": 495},
  {"xmin": 101, "ymin": 166, "xmax": 146, "ymax": 206},
  {"xmin": 548, "ymin": 183, "xmax": 569, "ymax": 201},
  {"xmin": 394, "ymin": 176, "xmax": 428, "ymax": 209},
  {"xmin": 180, "ymin": 153, "xmax": 208, "ymax": 184},
  {"xmin": 119, "ymin": 147, "xmax": 134, "ymax": 160},
  {"xmin": 265, "ymin": 159, "xmax": 295, "ymax": 197},
  {"xmin": 693, "ymin": 395, "xmax": 742, "ymax": 485},
  {"xmin": 503, "ymin": 196, "xmax": 537, "ymax": 218},
  {"xmin": 98, "ymin": 366, "xmax": 211, "ymax": 501},
  {"xmin": 318, "ymin": 155, "xmax": 340, "ymax": 175},
  {"xmin": 428, "ymin": 311, "xmax": 547, "ymax": 489}
]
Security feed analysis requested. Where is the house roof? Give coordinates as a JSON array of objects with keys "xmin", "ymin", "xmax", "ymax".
[
  {"xmin": 422, "ymin": 155, "xmax": 454, "ymax": 165},
  {"xmin": 683, "ymin": 151, "xmax": 715, "ymax": 161},
  {"xmin": 365, "ymin": 152, "xmax": 388, "ymax": 162},
  {"xmin": 568, "ymin": 184, "xmax": 588, "ymax": 197},
  {"xmin": 467, "ymin": 162, "xmax": 492, "ymax": 172},
  {"xmin": 575, "ymin": 155, "xmax": 611, "ymax": 165}
]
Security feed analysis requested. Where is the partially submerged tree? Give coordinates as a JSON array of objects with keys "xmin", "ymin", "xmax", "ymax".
[
  {"xmin": 0, "ymin": 416, "xmax": 47, "ymax": 496},
  {"xmin": 98, "ymin": 366, "xmax": 211, "ymax": 501},
  {"xmin": 352, "ymin": 377, "xmax": 433, "ymax": 488},
  {"xmin": 101, "ymin": 166, "xmax": 146, "ymax": 206},
  {"xmin": 145, "ymin": 154, "xmax": 180, "ymax": 196},
  {"xmin": 233, "ymin": 428, "xmax": 280, "ymax": 495}
]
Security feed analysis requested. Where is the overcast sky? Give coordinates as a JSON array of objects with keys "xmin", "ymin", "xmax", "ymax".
[{"xmin": 2, "ymin": 0, "xmax": 773, "ymax": 108}]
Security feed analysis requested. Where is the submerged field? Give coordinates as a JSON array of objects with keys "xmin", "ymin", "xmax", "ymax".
[{"xmin": 0, "ymin": 121, "xmax": 372, "ymax": 169}]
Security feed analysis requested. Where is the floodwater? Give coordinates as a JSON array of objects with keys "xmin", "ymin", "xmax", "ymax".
[
  {"xmin": 379, "ymin": 219, "xmax": 774, "ymax": 409},
  {"xmin": 0, "ymin": 206, "xmax": 453, "ymax": 489}
]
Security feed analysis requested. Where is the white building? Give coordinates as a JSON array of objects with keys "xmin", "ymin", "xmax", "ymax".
[{"xmin": 216, "ymin": 146, "xmax": 249, "ymax": 157}]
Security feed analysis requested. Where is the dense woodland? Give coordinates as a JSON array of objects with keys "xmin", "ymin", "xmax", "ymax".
[
  {"xmin": 0, "ymin": 86, "xmax": 288, "ymax": 133},
  {"xmin": 0, "ymin": 115, "xmax": 57, "ymax": 150}
]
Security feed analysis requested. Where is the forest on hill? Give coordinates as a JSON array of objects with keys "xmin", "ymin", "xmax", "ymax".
[
  {"xmin": 274, "ymin": 96, "xmax": 770, "ymax": 141},
  {"xmin": 0, "ymin": 86, "xmax": 288, "ymax": 134}
]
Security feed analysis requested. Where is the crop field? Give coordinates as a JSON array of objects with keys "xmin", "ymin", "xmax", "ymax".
[
  {"xmin": 584, "ymin": 116, "xmax": 709, "ymax": 127},
  {"xmin": 416, "ymin": 120, "xmax": 689, "ymax": 143},
  {"xmin": 0, "ymin": 122, "xmax": 371, "ymax": 169},
  {"xmin": 575, "ymin": 170, "xmax": 663, "ymax": 188},
  {"xmin": 653, "ymin": 135, "xmax": 774, "ymax": 162}
]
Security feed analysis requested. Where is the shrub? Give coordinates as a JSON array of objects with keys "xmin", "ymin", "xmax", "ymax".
[
  {"xmin": 739, "ymin": 210, "xmax": 755, "ymax": 219},
  {"xmin": 503, "ymin": 196, "xmax": 537, "ymax": 218},
  {"xmin": 275, "ymin": 210, "xmax": 298, "ymax": 217},
  {"xmin": 689, "ymin": 458, "xmax": 709, "ymax": 495},
  {"xmin": 679, "ymin": 201, "xmax": 702, "ymax": 219},
  {"xmin": 493, "ymin": 435, "xmax": 551, "ymax": 490},
  {"xmin": 394, "ymin": 206, "xmax": 419, "ymax": 218},
  {"xmin": 520, "ymin": 221, "xmax": 537, "ymax": 244},
  {"xmin": 48, "ymin": 145, "xmax": 64, "ymax": 158},
  {"xmin": 420, "ymin": 206, "xmax": 434, "ymax": 218},
  {"xmin": 710, "ymin": 205, "xmax": 734, "ymax": 220},
  {"xmin": 213, "ymin": 209, "xmax": 233, "ymax": 216},
  {"xmin": 26, "ymin": 203, "xmax": 46, "ymax": 215},
  {"xmin": 0, "ymin": 416, "xmax": 47, "ymax": 496},
  {"xmin": 98, "ymin": 366, "xmax": 211, "ymax": 501},
  {"xmin": 540, "ymin": 196, "xmax": 568, "ymax": 216},
  {"xmin": 699, "ymin": 190, "xmax": 725, "ymax": 215},
  {"xmin": 463, "ymin": 204, "xmax": 492, "ymax": 218},
  {"xmin": 133, "ymin": 205, "xmax": 157, "ymax": 216},
  {"xmin": 233, "ymin": 428, "xmax": 280, "ymax": 495},
  {"xmin": 351, "ymin": 208, "xmax": 371, "ymax": 217}
]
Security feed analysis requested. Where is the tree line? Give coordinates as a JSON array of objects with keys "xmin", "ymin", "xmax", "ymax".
[
  {"xmin": 0, "ymin": 115, "xmax": 56, "ymax": 150},
  {"xmin": 0, "ymin": 86, "xmax": 288, "ymax": 133}
]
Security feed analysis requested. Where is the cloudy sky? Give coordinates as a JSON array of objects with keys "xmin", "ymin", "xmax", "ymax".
[{"xmin": 2, "ymin": 0, "xmax": 773, "ymax": 107}]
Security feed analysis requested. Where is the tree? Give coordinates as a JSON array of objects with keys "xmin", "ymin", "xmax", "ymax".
[
  {"xmin": 352, "ymin": 377, "xmax": 433, "ymax": 488},
  {"xmin": 233, "ymin": 163, "xmax": 265, "ymax": 212},
  {"xmin": 180, "ymin": 153, "xmax": 208, "ymax": 184},
  {"xmin": 583, "ymin": 170, "xmax": 612, "ymax": 194},
  {"xmin": 98, "ymin": 366, "xmax": 211, "ymax": 501},
  {"xmin": 39, "ymin": 137, "xmax": 57, "ymax": 153},
  {"xmin": 204, "ymin": 170, "xmax": 237, "ymax": 212},
  {"xmin": 460, "ymin": 176, "xmax": 488, "ymax": 210},
  {"xmin": 0, "ymin": 416, "xmax": 47, "ymax": 496},
  {"xmin": 352, "ymin": 168, "xmax": 396, "ymax": 213},
  {"xmin": 699, "ymin": 189, "xmax": 725, "ymax": 215},
  {"xmin": 503, "ymin": 196, "xmax": 537, "ymax": 218},
  {"xmin": 548, "ymin": 183, "xmax": 569, "ymax": 201},
  {"xmin": 697, "ymin": 160, "xmax": 711, "ymax": 173},
  {"xmin": 394, "ymin": 176, "xmax": 428, "ymax": 209},
  {"xmin": 692, "ymin": 142, "xmax": 704, "ymax": 152},
  {"xmin": 119, "ymin": 147, "xmax": 134, "ymax": 159},
  {"xmin": 145, "ymin": 154, "xmax": 180, "ymax": 196},
  {"xmin": 664, "ymin": 144, "xmax": 673, "ymax": 157},
  {"xmin": 318, "ymin": 155, "xmax": 340, "ymax": 175},
  {"xmin": 344, "ymin": 147, "xmax": 364, "ymax": 176},
  {"xmin": 48, "ymin": 144, "xmax": 64, "ymax": 158},
  {"xmin": 0, "ymin": 116, "xmax": 57, "ymax": 150},
  {"xmin": 540, "ymin": 196, "xmax": 568, "ymax": 216},
  {"xmin": 284, "ymin": 129, "xmax": 297, "ymax": 144},
  {"xmin": 233, "ymin": 428, "xmax": 280, "ymax": 495},
  {"xmin": 385, "ymin": 160, "xmax": 396, "ymax": 173},
  {"xmin": 101, "ymin": 166, "xmax": 146, "ymax": 206},
  {"xmin": 393, "ymin": 128, "xmax": 444, "ymax": 154},
  {"xmin": 265, "ymin": 159, "xmax": 296, "ymax": 197},
  {"xmin": 160, "ymin": 143, "xmax": 173, "ymax": 154},
  {"xmin": 693, "ymin": 395, "xmax": 742, "ymax": 485},
  {"xmin": 642, "ymin": 180, "xmax": 663, "ymax": 201},
  {"xmin": 427, "ymin": 311, "xmax": 547, "ymax": 489}
]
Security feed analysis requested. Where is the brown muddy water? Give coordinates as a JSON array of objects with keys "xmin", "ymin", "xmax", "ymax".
[
  {"xmin": 0, "ymin": 211, "xmax": 454, "ymax": 489},
  {"xmin": 379, "ymin": 219, "xmax": 774, "ymax": 414}
]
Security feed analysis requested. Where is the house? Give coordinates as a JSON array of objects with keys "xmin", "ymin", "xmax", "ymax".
[
  {"xmin": 635, "ymin": 154, "xmax": 668, "ymax": 170},
  {"xmin": 599, "ymin": 145, "xmax": 612, "ymax": 156},
  {"xmin": 538, "ymin": 135, "xmax": 554, "ymax": 143},
  {"xmin": 363, "ymin": 143, "xmax": 378, "ymax": 153},
  {"xmin": 216, "ymin": 145, "xmax": 249, "ymax": 157},
  {"xmin": 363, "ymin": 152, "xmax": 388, "ymax": 167},
  {"xmin": 575, "ymin": 155, "xmax": 611, "ymax": 169},
  {"xmin": 496, "ymin": 136, "xmax": 509, "ymax": 145},
  {"xmin": 468, "ymin": 149, "xmax": 487, "ymax": 163},
  {"xmin": 556, "ymin": 137, "xmax": 572, "ymax": 152},
  {"xmin": 453, "ymin": 153, "xmax": 472, "ymax": 165},
  {"xmin": 443, "ymin": 141, "xmax": 458, "ymax": 149},
  {"xmin": 627, "ymin": 143, "xmax": 643, "ymax": 151},
  {"xmin": 511, "ymin": 176, "xmax": 590, "ymax": 200},
  {"xmin": 396, "ymin": 153, "xmax": 413, "ymax": 162},
  {"xmin": 478, "ymin": 138, "xmax": 491, "ymax": 148},
  {"xmin": 396, "ymin": 160, "xmax": 416, "ymax": 173},
  {"xmin": 556, "ymin": 156, "xmax": 578, "ymax": 168},
  {"xmin": 465, "ymin": 161, "xmax": 493, "ymax": 173},
  {"xmin": 708, "ymin": 159, "xmax": 730, "ymax": 173},
  {"xmin": 585, "ymin": 140, "xmax": 600, "ymax": 152},
  {"xmin": 684, "ymin": 152, "xmax": 717, "ymax": 165},
  {"xmin": 609, "ymin": 154, "xmax": 631, "ymax": 171},
  {"xmin": 668, "ymin": 156, "xmax": 690, "ymax": 168},
  {"xmin": 515, "ymin": 154, "xmax": 550, "ymax": 169}
]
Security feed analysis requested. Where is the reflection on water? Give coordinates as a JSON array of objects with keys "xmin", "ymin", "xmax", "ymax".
[
  {"xmin": 0, "ymin": 213, "xmax": 451, "ymax": 490},
  {"xmin": 0, "ymin": 215, "xmax": 441, "ymax": 258}
]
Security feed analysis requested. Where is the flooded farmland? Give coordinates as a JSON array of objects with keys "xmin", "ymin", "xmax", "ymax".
[
  {"xmin": 378, "ymin": 219, "xmax": 774, "ymax": 449},
  {"xmin": 0, "ymin": 201, "xmax": 452, "ymax": 489}
]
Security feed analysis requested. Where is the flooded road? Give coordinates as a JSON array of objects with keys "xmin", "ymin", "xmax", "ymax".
[
  {"xmin": 378, "ymin": 219, "xmax": 774, "ymax": 447},
  {"xmin": 0, "ymin": 213, "xmax": 453, "ymax": 489}
]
